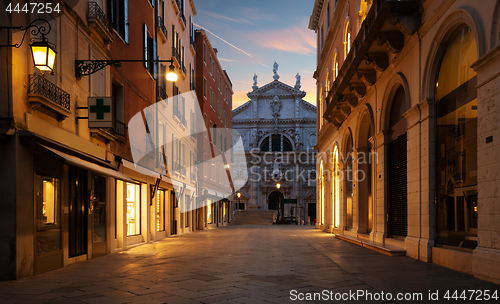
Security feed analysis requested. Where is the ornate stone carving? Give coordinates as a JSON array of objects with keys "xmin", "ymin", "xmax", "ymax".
[{"xmin": 295, "ymin": 73, "xmax": 301, "ymax": 89}]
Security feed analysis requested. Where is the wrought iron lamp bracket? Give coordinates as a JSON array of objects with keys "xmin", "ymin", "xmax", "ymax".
[
  {"xmin": 75, "ymin": 60, "xmax": 122, "ymax": 79},
  {"xmin": 75, "ymin": 59, "xmax": 175, "ymax": 79},
  {"xmin": 0, "ymin": 18, "xmax": 53, "ymax": 48}
]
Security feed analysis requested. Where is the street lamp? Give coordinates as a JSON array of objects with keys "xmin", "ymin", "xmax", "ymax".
[
  {"xmin": 0, "ymin": 19, "xmax": 57, "ymax": 73},
  {"xmin": 276, "ymin": 183, "xmax": 282, "ymax": 223},
  {"xmin": 276, "ymin": 183, "xmax": 281, "ymax": 190},
  {"xmin": 166, "ymin": 63, "xmax": 178, "ymax": 81}
]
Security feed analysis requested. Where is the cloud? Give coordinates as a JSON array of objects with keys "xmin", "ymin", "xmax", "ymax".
[
  {"xmin": 218, "ymin": 58, "xmax": 239, "ymax": 63},
  {"xmin": 232, "ymin": 91, "xmax": 250, "ymax": 109},
  {"xmin": 199, "ymin": 10, "xmax": 254, "ymax": 25},
  {"xmin": 194, "ymin": 23, "xmax": 269, "ymax": 68},
  {"xmin": 251, "ymin": 27, "xmax": 316, "ymax": 55}
]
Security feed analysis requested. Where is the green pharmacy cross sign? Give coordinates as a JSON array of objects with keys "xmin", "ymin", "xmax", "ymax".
[{"xmin": 88, "ymin": 97, "xmax": 113, "ymax": 128}]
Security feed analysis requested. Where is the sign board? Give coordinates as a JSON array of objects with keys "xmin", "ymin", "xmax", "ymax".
[{"xmin": 88, "ymin": 97, "xmax": 113, "ymax": 128}]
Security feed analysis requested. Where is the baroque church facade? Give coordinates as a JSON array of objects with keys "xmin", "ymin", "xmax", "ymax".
[{"xmin": 232, "ymin": 64, "xmax": 317, "ymax": 224}]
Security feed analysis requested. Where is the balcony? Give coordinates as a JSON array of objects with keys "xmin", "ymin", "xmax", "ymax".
[
  {"xmin": 157, "ymin": 16, "xmax": 168, "ymax": 42},
  {"xmin": 158, "ymin": 85, "xmax": 167, "ymax": 101},
  {"xmin": 87, "ymin": 2, "xmax": 113, "ymax": 43},
  {"xmin": 173, "ymin": 161, "xmax": 187, "ymax": 176},
  {"xmin": 28, "ymin": 74, "xmax": 70, "ymax": 121},
  {"xmin": 190, "ymin": 36, "xmax": 196, "ymax": 53},
  {"xmin": 322, "ymin": 0, "xmax": 420, "ymax": 127},
  {"xmin": 114, "ymin": 120, "xmax": 127, "ymax": 140}
]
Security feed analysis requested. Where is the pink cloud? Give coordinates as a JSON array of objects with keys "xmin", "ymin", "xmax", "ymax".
[{"xmin": 251, "ymin": 27, "xmax": 316, "ymax": 55}]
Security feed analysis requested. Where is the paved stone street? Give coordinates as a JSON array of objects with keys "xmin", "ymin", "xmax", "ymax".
[{"xmin": 0, "ymin": 226, "xmax": 498, "ymax": 304}]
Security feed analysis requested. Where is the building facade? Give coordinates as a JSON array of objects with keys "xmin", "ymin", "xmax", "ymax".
[
  {"xmin": 0, "ymin": 0, "xmax": 229, "ymax": 280},
  {"xmin": 232, "ymin": 67, "xmax": 317, "ymax": 224},
  {"xmin": 194, "ymin": 29, "xmax": 234, "ymax": 229},
  {"xmin": 310, "ymin": 0, "xmax": 500, "ymax": 284}
]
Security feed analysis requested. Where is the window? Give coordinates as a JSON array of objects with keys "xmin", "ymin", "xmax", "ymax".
[
  {"xmin": 108, "ymin": 0, "xmax": 129, "ymax": 43},
  {"xmin": 332, "ymin": 146, "xmax": 340, "ymax": 228},
  {"xmin": 357, "ymin": 0, "xmax": 369, "ymax": 34},
  {"xmin": 203, "ymin": 78, "xmax": 207, "ymax": 98},
  {"xmin": 320, "ymin": 24, "xmax": 324, "ymax": 51},
  {"xmin": 260, "ymin": 134, "xmax": 292, "ymax": 152},
  {"xmin": 144, "ymin": 24, "xmax": 156, "ymax": 78},
  {"xmin": 325, "ymin": 68, "xmax": 330, "ymax": 95},
  {"xmin": 207, "ymin": 200, "xmax": 213, "ymax": 224},
  {"xmin": 344, "ymin": 19, "xmax": 351, "ymax": 59},
  {"xmin": 203, "ymin": 43, "xmax": 207, "ymax": 63},
  {"xmin": 36, "ymin": 175, "xmax": 61, "ymax": 254},
  {"xmin": 156, "ymin": 189, "xmax": 165, "ymax": 232},
  {"xmin": 436, "ymin": 25, "xmax": 478, "ymax": 249},
  {"xmin": 333, "ymin": 49, "xmax": 339, "ymax": 80},
  {"xmin": 327, "ymin": 3, "xmax": 330, "ymax": 29},
  {"xmin": 126, "ymin": 183, "xmax": 141, "ymax": 236}
]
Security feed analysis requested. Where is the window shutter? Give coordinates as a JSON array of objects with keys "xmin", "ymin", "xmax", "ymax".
[
  {"xmin": 124, "ymin": 0, "xmax": 129, "ymax": 44},
  {"xmin": 153, "ymin": 39, "xmax": 157, "ymax": 79},
  {"xmin": 144, "ymin": 24, "xmax": 148, "ymax": 69}
]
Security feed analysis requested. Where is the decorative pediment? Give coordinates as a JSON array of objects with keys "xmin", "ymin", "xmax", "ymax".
[{"xmin": 247, "ymin": 80, "xmax": 306, "ymax": 99}]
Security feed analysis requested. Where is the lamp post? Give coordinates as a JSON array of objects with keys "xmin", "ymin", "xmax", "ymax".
[
  {"xmin": 0, "ymin": 18, "xmax": 57, "ymax": 73},
  {"xmin": 276, "ymin": 183, "xmax": 281, "ymax": 223},
  {"xmin": 237, "ymin": 191, "xmax": 241, "ymax": 210}
]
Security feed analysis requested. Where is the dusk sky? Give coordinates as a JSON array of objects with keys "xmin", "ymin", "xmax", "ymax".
[{"xmin": 193, "ymin": 0, "xmax": 317, "ymax": 109}]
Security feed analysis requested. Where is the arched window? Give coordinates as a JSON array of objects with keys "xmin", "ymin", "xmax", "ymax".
[
  {"xmin": 436, "ymin": 25, "xmax": 478, "ymax": 249},
  {"xmin": 319, "ymin": 83, "xmax": 324, "ymax": 129},
  {"xmin": 319, "ymin": 160, "xmax": 324, "ymax": 225},
  {"xmin": 357, "ymin": 0, "xmax": 368, "ymax": 34},
  {"xmin": 333, "ymin": 49, "xmax": 339, "ymax": 81},
  {"xmin": 344, "ymin": 19, "xmax": 351, "ymax": 59},
  {"xmin": 345, "ymin": 133, "xmax": 353, "ymax": 229},
  {"xmin": 332, "ymin": 146, "xmax": 340, "ymax": 228},
  {"xmin": 387, "ymin": 86, "xmax": 408, "ymax": 237},
  {"xmin": 325, "ymin": 69, "xmax": 330, "ymax": 94},
  {"xmin": 260, "ymin": 134, "xmax": 293, "ymax": 152}
]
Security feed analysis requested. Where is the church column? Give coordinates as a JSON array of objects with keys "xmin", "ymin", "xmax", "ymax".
[{"xmin": 280, "ymin": 134, "xmax": 283, "ymax": 151}]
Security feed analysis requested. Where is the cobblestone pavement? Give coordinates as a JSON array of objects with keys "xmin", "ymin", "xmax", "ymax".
[{"xmin": 0, "ymin": 226, "xmax": 498, "ymax": 304}]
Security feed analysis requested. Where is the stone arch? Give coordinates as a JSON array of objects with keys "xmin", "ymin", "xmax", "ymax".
[
  {"xmin": 490, "ymin": 0, "xmax": 500, "ymax": 48},
  {"xmin": 355, "ymin": 104, "xmax": 376, "ymax": 149},
  {"xmin": 355, "ymin": 105, "xmax": 376, "ymax": 234},
  {"xmin": 379, "ymin": 72, "xmax": 411, "ymax": 132},
  {"xmin": 422, "ymin": 7, "xmax": 487, "ymax": 101},
  {"xmin": 258, "ymin": 133, "xmax": 295, "ymax": 152}
]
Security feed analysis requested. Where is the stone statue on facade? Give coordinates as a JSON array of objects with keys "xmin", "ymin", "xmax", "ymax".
[
  {"xmin": 252, "ymin": 73, "xmax": 258, "ymax": 90},
  {"xmin": 295, "ymin": 73, "xmax": 301, "ymax": 89},
  {"xmin": 273, "ymin": 61, "xmax": 279, "ymax": 80}
]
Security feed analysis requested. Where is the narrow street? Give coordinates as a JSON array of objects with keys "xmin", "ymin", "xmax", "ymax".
[{"xmin": 0, "ymin": 226, "xmax": 497, "ymax": 304}]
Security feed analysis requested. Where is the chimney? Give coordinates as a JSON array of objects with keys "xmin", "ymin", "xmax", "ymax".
[{"xmin": 213, "ymin": 48, "xmax": 218, "ymax": 56}]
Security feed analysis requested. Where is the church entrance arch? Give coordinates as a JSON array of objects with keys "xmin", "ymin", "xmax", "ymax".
[{"xmin": 268, "ymin": 191, "xmax": 284, "ymax": 211}]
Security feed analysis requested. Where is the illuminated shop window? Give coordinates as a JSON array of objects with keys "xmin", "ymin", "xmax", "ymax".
[
  {"xmin": 436, "ymin": 26, "xmax": 478, "ymax": 248},
  {"xmin": 207, "ymin": 200, "xmax": 213, "ymax": 224},
  {"xmin": 156, "ymin": 189, "xmax": 165, "ymax": 232},
  {"xmin": 126, "ymin": 183, "xmax": 141, "ymax": 236},
  {"xmin": 36, "ymin": 175, "xmax": 61, "ymax": 254}
]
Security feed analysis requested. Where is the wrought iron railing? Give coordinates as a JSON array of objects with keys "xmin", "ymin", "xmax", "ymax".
[
  {"xmin": 191, "ymin": 172, "xmax": 196, "ymax": 181},
  {"xmin": 190, "ymin": 36, "xmax": 196, "ymax": 50},
  {"xmin": 28, "ymin": 74, "xmax": 70, "ymax": 111},
  {"xmin": 88, "ymin": 2, "xmax": 113, "ymax": 34},
  {"xmin": 158, "ymin": 85, "xmax": 167, "ymax": 100},
  {"xmin": 173, "ymin": 161, "xmax": 187, "ymax": 176},
  {"xmin": 114, "ymin": 120, "xmax": 127, "ymax": 139},
  {"xmin": 172, "ymin": 47, "xmax": 180, "ymax": 63},
  {"xmin": 157, "ymin": 16, "xmax": 168, "ymax": 38}
]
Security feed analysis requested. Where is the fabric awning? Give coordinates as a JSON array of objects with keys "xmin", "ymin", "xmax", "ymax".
[
  {"xmin": 121, "ymin": 159, "xmax": 162, "ymax": 179},
  {"xmin": 42, "ymin": 145, "xmax": 134, "ymax": 183}
]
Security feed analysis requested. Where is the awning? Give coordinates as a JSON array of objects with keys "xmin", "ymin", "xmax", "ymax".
[
  {"xmin": 122, "ymin": 159, "xmax": 162, "ymax": 179},
  {"xmin": 42, "ymin": 145, "xmax": 134, "ymax": 183}
]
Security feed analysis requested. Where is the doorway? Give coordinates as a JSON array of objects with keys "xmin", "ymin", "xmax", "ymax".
[
  {"xmin": 268, "ymin": 191, "xmax": 284, "ymax": 211},
  {"xmin": 68, "ymin": 167, "xmax": 88, "ymax": 258},
  {"xmin": 92, "ymin": 175, "xmax": 107, "ymax": 258}
]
